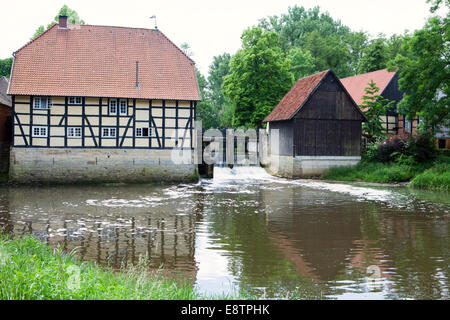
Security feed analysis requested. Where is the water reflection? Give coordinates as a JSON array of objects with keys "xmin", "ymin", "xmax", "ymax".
[{"xmin": 0, "ymin": 172, "xmax": 448, "ymax": 300}]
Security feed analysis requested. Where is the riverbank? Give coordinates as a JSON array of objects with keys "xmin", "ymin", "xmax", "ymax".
[
  {"xmin": 0, "ymin": 236, "xmax": 251, "ymax": 300},
  {"xmin": 322, "ymin": 154, "xmax": 450, "ymax": 191}
]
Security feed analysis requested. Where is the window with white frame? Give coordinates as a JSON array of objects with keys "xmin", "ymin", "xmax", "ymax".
[
  {"xmin": 102, "ymin": 127, "xmax": 116, "ymax": 138},
  {"xmin": 32, "ymin": 126, "xmax": 48, "ymax": 137},
  {"xmin": 67, "ymin": 127, "xmax": 82, "ymax": 138},
  {"xmin": 136, "ymin": 127, "xmax": 151, "ymax": 137},
  {"xmin": 119, "ymin": 99, "xmax": 127, "ymax": 115},
  {"xmin": 69, "ymin": 97, "xmax": 82, "ymax": 105},
  {"xmin": 109, "ymin": 99, "xmax": 117, "ymax": 114},
  {"xmin": 33, "ymin": 97, "xmax": 52, "ymax": 109}
]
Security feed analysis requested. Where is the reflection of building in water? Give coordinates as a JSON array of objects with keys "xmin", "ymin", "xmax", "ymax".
[
  {"xmin": 264, "ymin": 186, "xmax": 363, "ymax": 282},
  {"xmin": 4, "ymin": 186, "xmax": 199, "ymax": 279}
]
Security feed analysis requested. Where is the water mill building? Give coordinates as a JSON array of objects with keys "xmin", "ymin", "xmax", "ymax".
[
  {"xmin": 7, "ymin": 16, "xmax": 200, "ymax": 183},
  {"xmin": 263, "ymin": 70, "xmax": 367, "ymax": 178}
]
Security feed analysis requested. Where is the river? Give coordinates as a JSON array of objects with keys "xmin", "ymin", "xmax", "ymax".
[{"xmin": 0, "ymin": 167, "xmax": 448, "ymax": 299}]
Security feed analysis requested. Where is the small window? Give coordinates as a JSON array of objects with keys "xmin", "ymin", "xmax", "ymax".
[
  {"xmin": 32, "ymin": 126, "xmax": 48, "ymax": 137},
  {"xmin": 33, "ymin": 97, "xmax": 52, "ymax": 109},
  {"xmin": 119, "ymin": 100, "xmax": 127, "ymax": 115},
  {"xmin": 69, "ymin": 97, "xmax": 82, "ymax": 105},
  {"xmin": 109, "ymin": 99, "xmax": 117, "ymax": 115},
  {"xmin": 102, "ymin": 127, "xmax": 116, "ymax": 138},
  {"xmin": 67, "ymin": 127, "xmax": 82, "ymax": 138},
  {"xmin": 438, "ymin": 139, "xmax": 446, "ymax": 149},
  {"xmin": 136, "ymin": 127, "xmax": 151, "ymax": 137}
]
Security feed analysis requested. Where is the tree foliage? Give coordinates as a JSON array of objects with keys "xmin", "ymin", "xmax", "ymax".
[
  {"xmin": 223, "ymin": 27, "xmax": 294, "ymax": 128},
  {"xmin": 0, "ymin": 58, "xmax": 13, "ymax": 78},
  {"xmin": 392, "ymin": 15, "xmax": 449, "ymax": 131},
  {"xmin": 32, "ymin": 5, "xmax": 85, "ymax": 39},
  {"xmin": 358, "ymin": 37, "xmax": 389, "ymax": 74},
  {"xmin": 207, "ymin": 53, "xmax": 233, "ymax": 128},
  {"xmin": 360, "ymin": 80, "xmax": 394, "ymax": 142}
]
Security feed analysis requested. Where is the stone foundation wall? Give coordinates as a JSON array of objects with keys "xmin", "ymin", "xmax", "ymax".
[
  {"xmin": 10, "ymin": 148, "xmax": 197, "ymax": 184},
  {"xmin": 268, "ymin": 155, "xmax": 361, "ymax": 178}
]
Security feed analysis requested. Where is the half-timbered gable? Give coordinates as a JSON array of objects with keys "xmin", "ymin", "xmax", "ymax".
[{"xmin": 7, "ymin": 16, "xmax": 200, "ymax": 183}]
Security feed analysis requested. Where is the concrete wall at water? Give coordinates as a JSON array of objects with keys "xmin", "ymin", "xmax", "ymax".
[
  {"xmin": 10, "ymin": 148, "xmax": 197, "ymax": 183},
  {"xmin": 267, "ymin": 154, "xmax": 361, "ymax": 178}
]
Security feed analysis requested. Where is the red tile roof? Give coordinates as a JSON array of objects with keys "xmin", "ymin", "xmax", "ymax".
[
  {"xmin": 8, "ymin": 24, "xmax": 200, "ymax": 101},
  {"xmin": 340, "ymin": 69, "xmax": 396, "ymax": 106},
  {"xmin": 263, "ymin": 70, "xmax": 329, "ymax": 122}
]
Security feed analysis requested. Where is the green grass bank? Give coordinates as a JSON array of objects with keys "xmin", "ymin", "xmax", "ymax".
[
  {"xmin": 0, "ymin": 235, "xmax": 251, "ymax": 300},
  {"xmin": 322, "ymin": 155, "xmax": 450, "ymax": 191}
]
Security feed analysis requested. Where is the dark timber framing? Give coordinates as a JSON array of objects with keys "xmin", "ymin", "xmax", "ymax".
[{"xmin": 12, "ymin": 96, "xmax": 196, "ymax": 150}]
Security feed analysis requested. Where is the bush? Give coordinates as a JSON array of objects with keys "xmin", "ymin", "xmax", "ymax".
[
  {"xmin": 377, "ymin": 134, "xmax": 409, "ymax": 162},
  {"xmin": 405, "ymin": 133, "xmax": 437, "ymax": 163},
  {"xmin": 368, "ymin": 133, "xmax": 437, "ymax": 164}
]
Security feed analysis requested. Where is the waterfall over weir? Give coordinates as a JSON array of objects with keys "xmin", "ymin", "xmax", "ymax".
[{"xmin": 212, "ymin": 166, "xmax": 274, "ymax": 182}]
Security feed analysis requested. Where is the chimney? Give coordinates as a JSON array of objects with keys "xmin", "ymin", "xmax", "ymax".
[{"xmin": 59, "ymin": 16, "xmax": 68, "ymax": 29}]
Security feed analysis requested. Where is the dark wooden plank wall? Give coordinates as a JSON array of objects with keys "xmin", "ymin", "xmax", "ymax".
[
  {"xmin": 294, "ymin": 119, "xmax": 361, "ymax": 156},
  {"xmin": 381, "ymin": 73, "xmax": 403, "ymax": 116},
  {"xmin": 292, "ymin": 72, "xmax": 363, "ymax": 156}
]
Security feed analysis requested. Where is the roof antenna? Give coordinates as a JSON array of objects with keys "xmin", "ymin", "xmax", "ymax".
[{"xmin": 150, "ymin": 15, "xmax": 157, "ymax": 29}]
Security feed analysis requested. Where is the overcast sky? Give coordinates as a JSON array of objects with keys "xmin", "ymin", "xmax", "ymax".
[{"xmin": 0, "ymin": 0, "xmax": 438, "ymax": 75}]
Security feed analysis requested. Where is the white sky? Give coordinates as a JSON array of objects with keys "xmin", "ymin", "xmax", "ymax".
[{"xmin": 0, "ymin": 0, "xmax": 438, "ymax": 75}]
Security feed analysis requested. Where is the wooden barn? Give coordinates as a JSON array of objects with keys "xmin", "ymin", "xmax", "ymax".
[
  {"xmin": 0, "ymin": 76, "xmax": 12, "ymax": 176},
  {"xmin": 263, "ymin": 70, "xmax": 366, "ymax": 178},
  {"xmin": 7, "ymin": 16, "xmax": 200, "ymax": 183}
]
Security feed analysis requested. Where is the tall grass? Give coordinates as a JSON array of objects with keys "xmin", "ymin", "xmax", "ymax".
[
  {"xmin": 322, "ymin": 162, "xmax": 425, "ymax": 183},
  {"xmin": 0, "ymin": 235, "xmax": 252, "ymax": 300},
  {"xmin": 410, "ymin": 163, "xmax": 450, "ymax": 191},
  {"xmin": 322, "ymin": 155, "xmax": 449, "ymax": 191}
]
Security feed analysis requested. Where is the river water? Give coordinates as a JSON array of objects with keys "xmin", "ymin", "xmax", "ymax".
[{"xmin": 0, "ymin": 167, "xmax": 449, "ymax": 299}]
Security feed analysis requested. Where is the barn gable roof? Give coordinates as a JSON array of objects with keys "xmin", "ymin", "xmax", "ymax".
[
  {"xmin": 340, "ymin": 69, "xmax": 397, "ymax": 106},
  {"xmin": 8, "ymin": 23, "xmax": 201, "ymax": 101},
  {"xmin": 264, "ymin": 70, "xmax": 365, "ymax": 122},
  {"xmin": 0, "ymin": 77, "xmax": 11, "ymax": 107}
]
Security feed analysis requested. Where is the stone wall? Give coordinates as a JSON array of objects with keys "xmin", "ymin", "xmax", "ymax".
[{"xmin": 10, "ymin": 148, "xmax": 198, "ymax": 184}]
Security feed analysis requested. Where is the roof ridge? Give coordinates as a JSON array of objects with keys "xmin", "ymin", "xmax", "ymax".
[
  {"xmin": 341, "ymin": 68, "xmax": 394, "ymax": 80},
  {"xmin": 63, "ymin": 24, "xmax": 196, "ymax": 65}
]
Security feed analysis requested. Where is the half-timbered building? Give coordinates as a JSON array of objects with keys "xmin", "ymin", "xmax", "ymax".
[
  {"xmin": 263, "ymin": 70, "xmax": 366, "ymax": 178},
  {"xmin": 341, "ymin": 68, "xmax": 450, "ymax": 149},
  {"xmin": 341, "ymin": 69, "xmax": 419, "ymax": 136},
  {"xmin": 7, "ymin": 16, "xmax": 200, "ymax": 183}
]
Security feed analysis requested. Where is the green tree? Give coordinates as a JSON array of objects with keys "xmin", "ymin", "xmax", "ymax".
[
  {"xmin": 196, "ymin": 70, "xmax": 220, "ymax": 130},
  {"xmin": 223, "ymin": 27, "xmax": 294, "ymax": 128},
  {"xmin": 259, "ymin": 5, "xmax": 356, "ymax": 77},
  {"xmin": 0, "ymin": 58, "xmax": 13, "ymax": 78},
  {"xmin": 32, "ymin": 5, "xmax": 85, "ymax": 39},
  {"xmin": 287, "ymin": 47, "xmax": 316, "ymax": 80},
  {"xmin": 345, "ymin": 31, "xmax": 369, "ymax": 75},
  {"xmin": 392, "ymin": 15, "xmax": 449, "ymax": 131},
  {"xmin": 358, "ymin": 37, "xmax": 389, "ymax": 74},
  {"xmin": 360, "ymin": 80, "xmax": 394, "ymax": 142},
  {"xmin": 207, "ymin": 53, "xmax": 233, "ymax": 128}
]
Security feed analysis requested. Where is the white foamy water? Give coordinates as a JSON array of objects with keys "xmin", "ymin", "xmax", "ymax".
[
  {"xmin": 213, "ymin": 166, "xmax": 275, "ymax": 181},
  {"xmin": 211, "ymin": 166, "xmax": 405, "ymax": 204}
]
